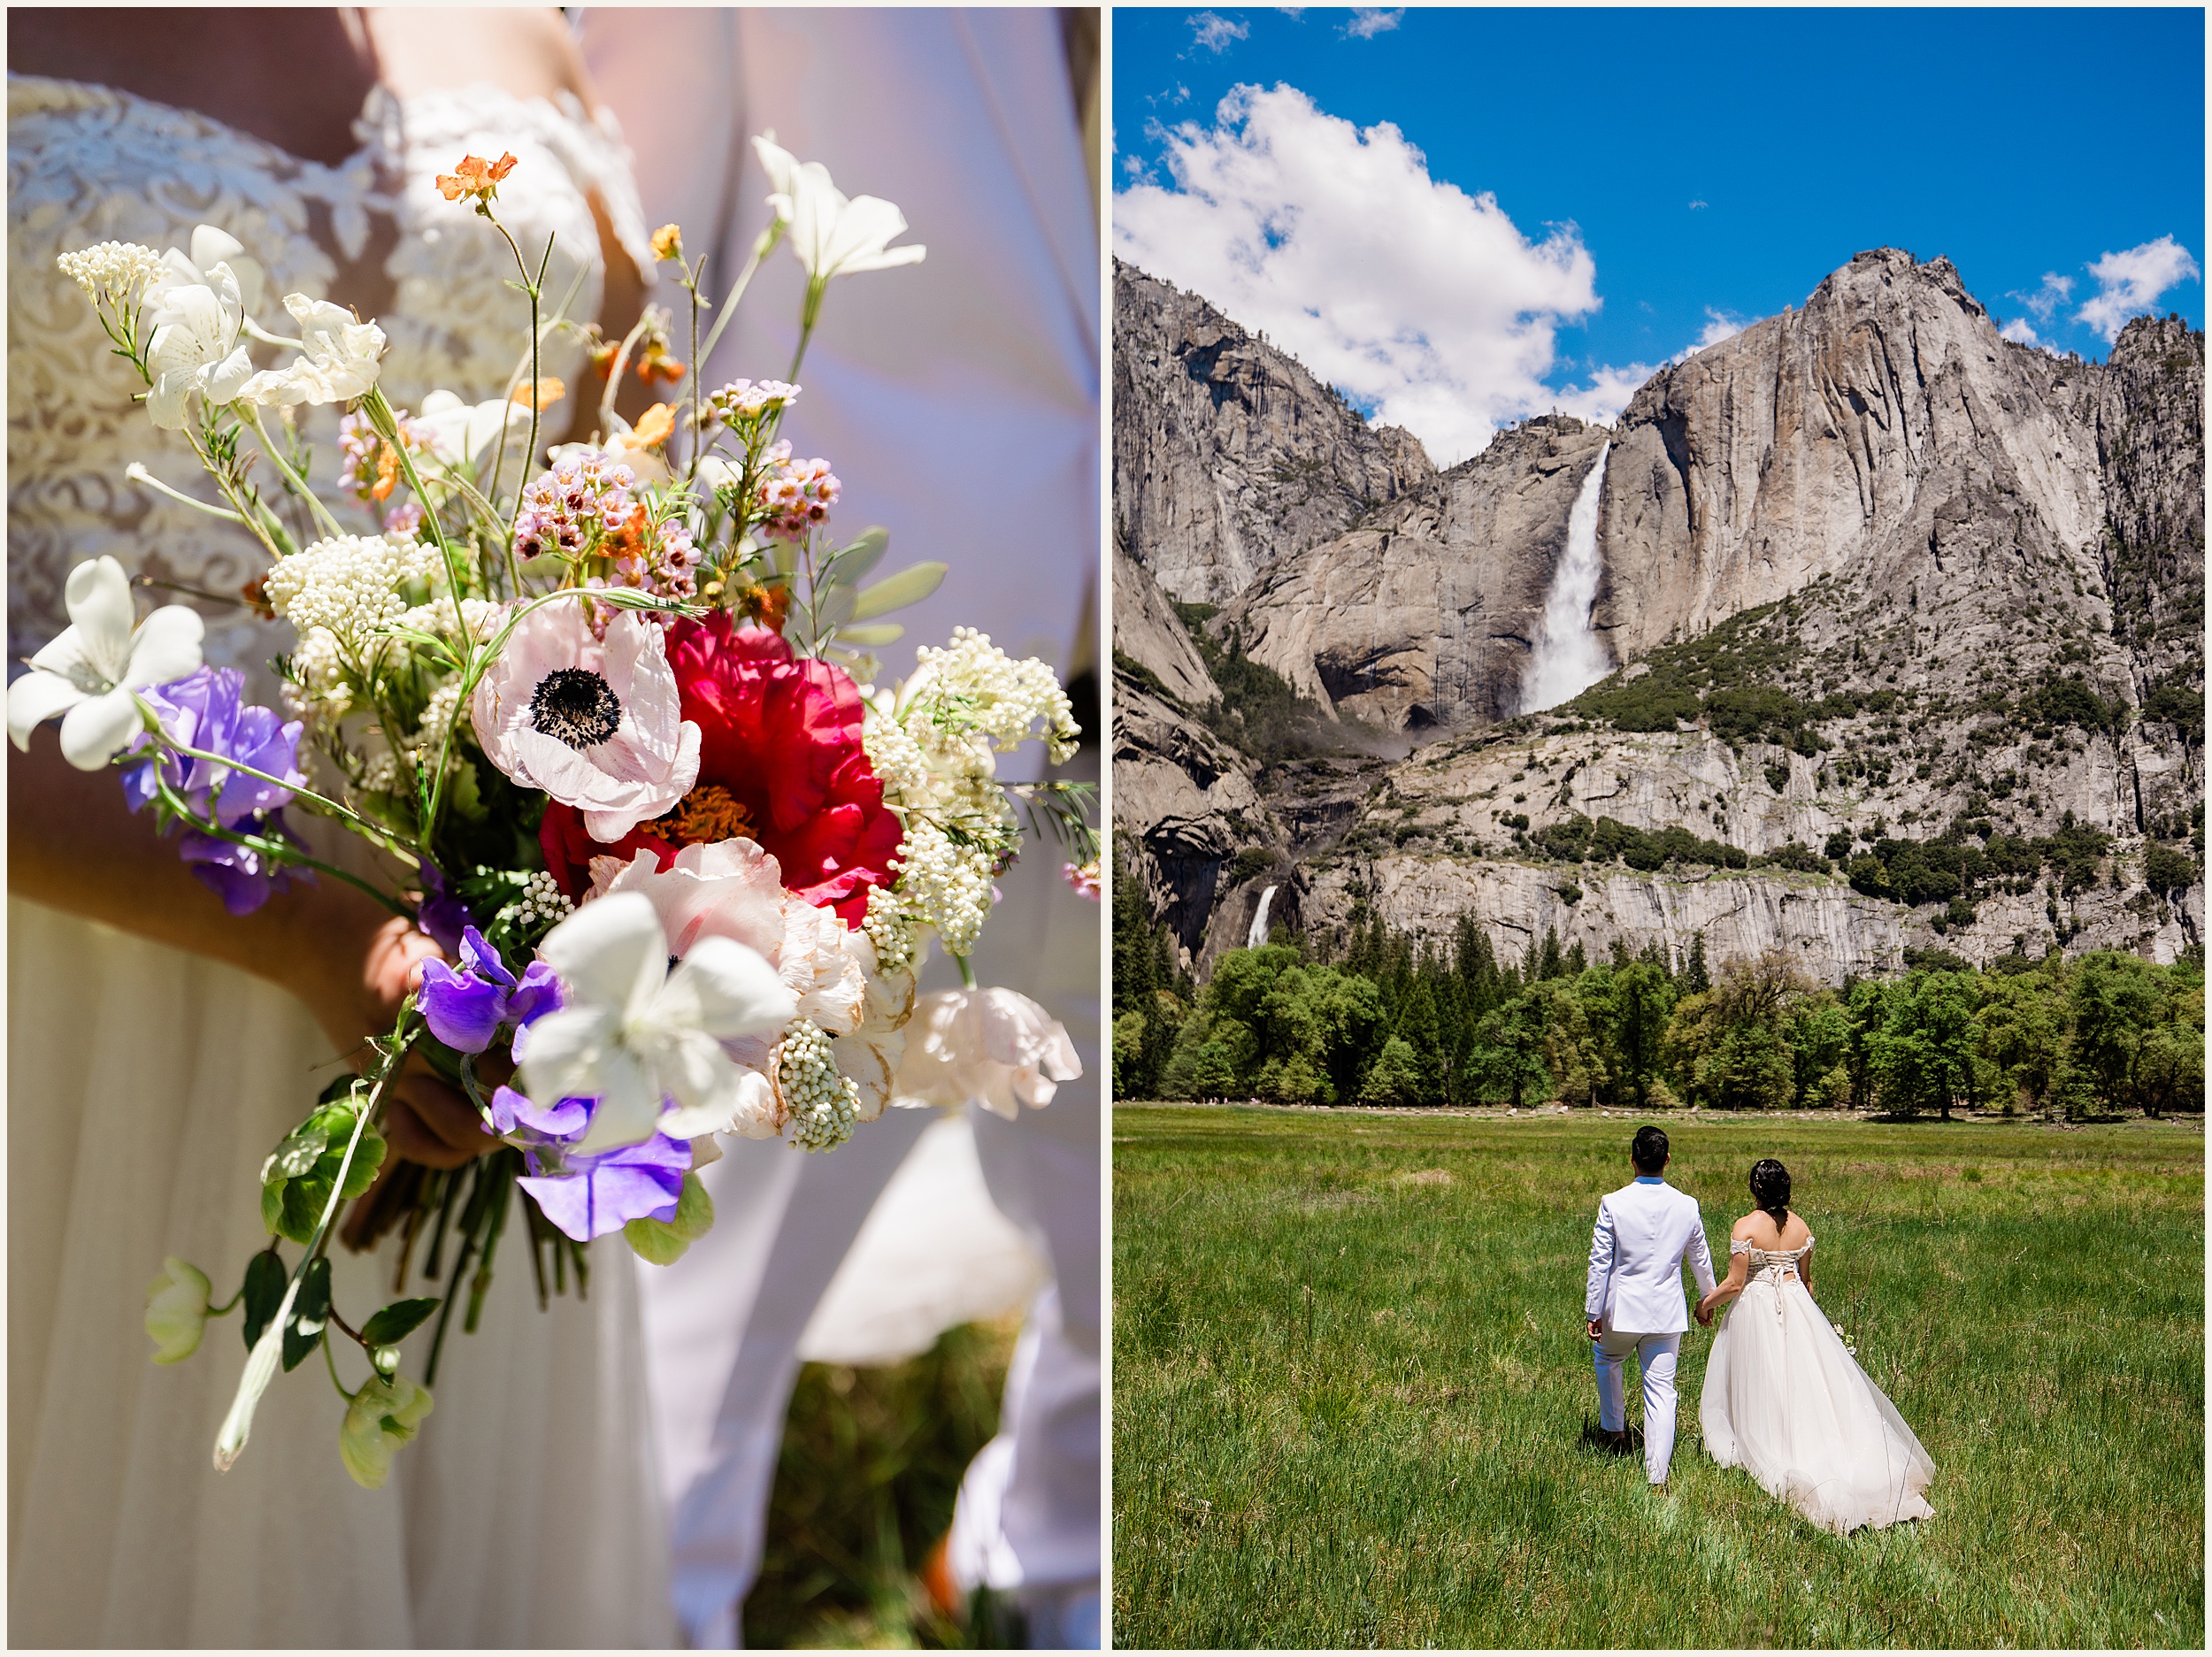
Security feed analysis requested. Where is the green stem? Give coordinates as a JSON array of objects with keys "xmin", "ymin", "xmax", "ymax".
[
  {"xmin": 248, "ymin": 407, "xmax": 346, "ymax": 540},
  {"xmin": 955, "ymin": 953, "xmax": 977, "ymax": 991},
  {"xmin": 321, "ymin": 1324, "xmax": 353, "ymax": 1400},
  {"xmin": 214, "ymin": 1000, "xmax": 417, "ymax": 1469},
  {"xmin": 150, "ymin": 777, "xmax": 410, "ymax": 917},
  {"xmin": 141, "ymin": 711, "xmax": 416, "ymax": 858}
]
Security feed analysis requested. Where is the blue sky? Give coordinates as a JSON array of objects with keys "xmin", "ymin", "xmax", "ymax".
[{"xmin": 1113, "ymin": 6, "xmax": 2206, "ymax": 463}]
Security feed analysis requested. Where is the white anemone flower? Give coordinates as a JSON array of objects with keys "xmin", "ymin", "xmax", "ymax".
[
  {"xmin": 472, "ymin": 605, "xmax": 700, "ymax": 841},
  {"xmin": 753, "ymin": 135, "xmax": 925, "ymax": 281},
  {"xmin": 7, "ymin": 556, "xmax": 204, "ymax": 768},
  {"xmin": 519, "ymin": 891, "xmax": 797, "ymax": 1152},
  {"xmin": 240, "ymin": 295, "xmax": 386, "ymax": 409},
  {"xmin": 892, "ymin": 987, "xmax": 1080, "ymax": 1119}
]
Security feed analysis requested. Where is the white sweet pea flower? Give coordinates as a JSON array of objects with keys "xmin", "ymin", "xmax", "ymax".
[
  {"xmin": 892, "ymin": 986, "xmax": 1081, "ymax": 1119},
  {"xmin": 144, "ymin": 224, "xmax": 265, "ymax": 319},
  {"xmin": 410, "ymin": 388, "xmax": 532, "ymax": 474},
  {"xmin": 239, "ymin": 295, "xmax": 387, "ymax": 410},
  {"xmin": 144, "ymin": 1257, "xmax": 213, "ymax": 1365},
  {"xmin": 519, "ymin": 891, "xmax": 797, "ymax": 1152},
  {"xmin": 7, "ymin": 556, "xmax": 204, "ymax": 768},
  {"xmin": 145, "ymin": 279, "xmax": 253, "ymax": 430},
  {"xmin": 753, "ymin": 135, "xmax": 925, "ymax": 282},
  {"xmin": 338, "ymin": 1371, "xmax": 434, "ymax": 1490}
]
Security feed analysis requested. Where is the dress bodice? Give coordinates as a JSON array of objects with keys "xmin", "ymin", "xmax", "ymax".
[
  {"xmin": 8, "ymin": 73, "xmax": 652, "ymax": 677},
  {"xmin": 1732, "ymin": 1235, "xmax": 1815, "ymax": 1286}
]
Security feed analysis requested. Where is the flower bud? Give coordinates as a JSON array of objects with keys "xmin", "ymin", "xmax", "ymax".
[{"xmin": 145, "ymin": 1256, "xmax": 213, "ymax": 1365}]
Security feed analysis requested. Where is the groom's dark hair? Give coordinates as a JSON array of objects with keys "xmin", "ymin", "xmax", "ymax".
[{"xmin": 1631, "ymin": 1125, "xmax": 1669, "ymax": 1173}]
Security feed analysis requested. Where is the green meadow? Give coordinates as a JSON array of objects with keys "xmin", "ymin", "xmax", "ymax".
[{"xmin": 1112, "ymin": 1107, "xmax": 2203, "ymax": 1649}]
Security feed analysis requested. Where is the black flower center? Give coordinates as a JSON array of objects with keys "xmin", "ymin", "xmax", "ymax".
[{"xmin": 529, "ymin": 667, "xmax": 622, "ymax": 749}]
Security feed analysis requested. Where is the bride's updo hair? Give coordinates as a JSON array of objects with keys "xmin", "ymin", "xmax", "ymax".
[{"xmin": 1748, "ymin": 1159, "xmax": 1792, "ymax": 1228}]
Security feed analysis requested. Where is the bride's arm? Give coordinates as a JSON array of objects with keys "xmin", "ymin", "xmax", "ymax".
[
  {"xmin": 1696, "ymin": 1241, "xmax": 1749, "ymax": 1321},
  {"xmin": 10, "ymin": 732, "xmax": 488, "ymax": 1169}
]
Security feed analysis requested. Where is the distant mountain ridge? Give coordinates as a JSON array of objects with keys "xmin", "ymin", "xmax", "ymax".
[{"xmin": 1113, "ymin": 249, "xmax": 2204, "ymax": 982}]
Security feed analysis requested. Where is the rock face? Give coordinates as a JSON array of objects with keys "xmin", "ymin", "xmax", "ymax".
[
  {"xmin": 1222, "ymin": 416, "xmax": 1610, "ymax": 729},
  {"xmin": 1113, "ymin": 249, "xmax": 2206, "ymax": 983},
  {"xmin": 1112, "ymin": 260, "xmax": 1433, "ymax": 605},
  {"xmin": 1111, "ymin": 538, "xmax": 1217, "ymax": 707}
]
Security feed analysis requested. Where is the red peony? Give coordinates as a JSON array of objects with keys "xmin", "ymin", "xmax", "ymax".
[{"xmin": 539, "ymin": 613, "xmax": 901, "ymax": 924}]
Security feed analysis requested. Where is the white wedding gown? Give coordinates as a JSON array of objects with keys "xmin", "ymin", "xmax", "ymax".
[
  {"xmin": 8, "ymin": 74, "xmax": 673, "ymax": 1646},
  {"xmin": 1699, "ymin": 1238, "xmax": 1936, "ymax": 1534}
]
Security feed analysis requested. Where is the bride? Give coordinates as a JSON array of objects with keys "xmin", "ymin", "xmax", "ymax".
[
  {"xmin": 1695, "ymin": 1158, "xmax": 1936, "ymax": 1534},
  {"xmin": 9, "ymin": 8, "xmax": 671, "ymax": 1645}
]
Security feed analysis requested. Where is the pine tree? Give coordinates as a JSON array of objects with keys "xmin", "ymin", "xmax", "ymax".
[{"xmin": 1686, "ymin": 931, "xmax": 1711, "ymax": 995}]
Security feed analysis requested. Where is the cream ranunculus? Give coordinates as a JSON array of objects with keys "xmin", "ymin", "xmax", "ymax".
[
  {"xmin": 753, "ymin": 135, "xmax": 925, "ymax": 282},
  {"xmin": 6, "ymin": 556, "xmax": 205, "ymax": 768},
  {"xmin": 144, "ymin": 1256, "xmax": 213, "ymax": 1365},
  {"xmin": 472, "ymin": 605, "xmax": 701, "ymax": 841},
  {"xmin": 338, "ymin": 1371, "xmax": 434, "ymax": 1489},
  {"xmin": 410, "ymin": 388, "xmax": 533, "ymax": 476},
  {"xmin": 240, "ymin": 294, "xmax": 387, "ymax": 409},
  {"xmin": 518, "ymin": 891, "xmax": 797, "ymax": 1152},
  {"xmin": 892, "ymin": 987, "xmax": 1081, "ymax": 1119}
]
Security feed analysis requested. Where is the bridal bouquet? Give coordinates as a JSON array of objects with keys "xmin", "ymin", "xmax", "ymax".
[{"xmin": 15, "ymin": 142, "xmax": 1092, "ymax": 1487}]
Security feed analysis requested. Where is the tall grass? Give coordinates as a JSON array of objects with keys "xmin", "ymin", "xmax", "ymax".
[{"xmin": 1112, "ymin": 1108, "xmax": 2204, "ymax": 1648}]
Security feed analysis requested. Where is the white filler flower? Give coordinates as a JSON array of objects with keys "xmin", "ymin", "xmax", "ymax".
[
  {"xmin": 472, "ymin": 605, "xmax": 701, "ymax": 841},
  {"xmin": 754, "ymin": 135, "xmax": 925, "ymax": 282},
  {"xmin": 7, "ymin": 556, "xmax": 204, "ymax": 767},
  {"xmin": 519, "ymin": 891, "xmax": 797, "ymax": 1152}
]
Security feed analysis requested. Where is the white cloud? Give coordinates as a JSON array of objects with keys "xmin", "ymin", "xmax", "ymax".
[
  {"xmin": 1551, "ymin": 362, "xmax": 1655, "ymax": 426},
  {"xmin": 1687, "ymin": 198, "xmax": 1708, "ymax": 211},
  {"xmin": 2076, "ymin": 235, "xmax": 2200, "ymax": 342},
  {"xmin": 1344, "ymin": 8, "xmax": 1404, "ymax": 37},
  {"xmin": 1113, "ymin": 84, "xmax": 1600, "ymax": 465},
  {"xmin": 2008, "ymin": 271, "xmax": 2072, "ymax": 323},
  {"xmin": 1189, "ymin": 12, "xmax": 1249, "ymax": 54},
  {"xmin": 1999, "ymin": 316, "xmax": 2042, "ymax": 348},
  {"xmin": 1686, "ymin": 308, "xmax": 1747, "ymax": 354}
]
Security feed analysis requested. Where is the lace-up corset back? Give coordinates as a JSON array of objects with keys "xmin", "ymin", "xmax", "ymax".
[
  {"xmin": 1732, "ymin": 1236, "xmax": 1814, "ymax": 1287},
  {"xmin": 7, "ymin": 73, "xmax": 651, "ymax": 679}
]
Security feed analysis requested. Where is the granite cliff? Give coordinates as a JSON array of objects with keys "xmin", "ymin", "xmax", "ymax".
[{"xmin": 1114, "ymin": 250, "xmax": 2204, "ymax": 983}]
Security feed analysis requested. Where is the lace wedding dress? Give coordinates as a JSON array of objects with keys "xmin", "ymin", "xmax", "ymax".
[
  {"xmin": 1698, "ymin": 1237, "xmax": 1936, "ymax": 1534},
  {"xmin": 8, "ymin": 74, "xmax": 672, "ymax": 1646}
]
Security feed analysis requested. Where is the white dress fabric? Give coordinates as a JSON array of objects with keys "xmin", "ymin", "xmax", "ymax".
[
  {"xmin": 8, "ymin": 74, "xmax": 672, "ymax": 1646},
  {"xmin": 1699, "ymin": 1237, "xmax": 1937, "ymax": 1534},
  {"xmin": 578, "ymin": 10, "xmax": 1102, "ymax": 1644}
]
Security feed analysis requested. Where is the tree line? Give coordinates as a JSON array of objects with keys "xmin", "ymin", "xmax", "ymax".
[{"xmin": 1113, "ymin": 874, "xmax": 2203, "ymax": 1118}]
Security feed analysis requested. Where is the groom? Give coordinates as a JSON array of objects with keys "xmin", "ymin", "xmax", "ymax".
[{"xmin": 1584, "ymin": 1125, "xmax": 1716, "ymax": 1486}]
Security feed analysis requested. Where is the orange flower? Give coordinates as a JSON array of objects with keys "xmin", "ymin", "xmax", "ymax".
[
  {"xmin": 647, "ymin": 782, "xmax": 757, "ymax": 848},
  {"xmin": 733, "ymin": 583, "xmax": 790, "ymax": 634},
  {"xmin": 650, "ymin": 223, "xmax": 683, "ymax": 262},
  {"xmin": 435, "ymin": 151, "xmax": 519, "ymax": 203},
  {"xmin": 628, "ymin": 402, "xmax": 676, "ymax": 450},
  {"xmin": 372, "ymin": 444, "xmax": 401, "ymax": 503},
  {"xmin": 636, "ymin": 342, "xmax": 687, "ymax": 387},
  {"xmin": 511, "ymin": 376, "xmax": 566, "ymax": 410}
]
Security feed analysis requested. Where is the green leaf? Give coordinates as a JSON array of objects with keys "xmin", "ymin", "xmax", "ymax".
[
  {"xmin": 623, "ymin": 1172, "xmax": 715, "ymax": 1264},
  {"xmin": 849, "ymin": 560, "xmax": 947, "ymax": 620},
  {"xmin": 261, "ymin": 1124, "xmax": 329, "ymax": 1185},
  {"xmin": 624, "ymin": 1216, "xmax": 689, "ymax": 1265},
  {"xmin": 670, "ymin": 1171, "xmax": 715, "ymax": 1241},
  {"xmin": 360, "ymin": 1296, "xmax": 443, "ymax": 1346},
  {"xmin": 242, "ymin": 1250, "xmax": 288, "ymax": 1351},
  {"xmin": 826, "ymin": 525, "xmax": 891, "ymax": 587},
  {"xmin": 834, "ymin": 622, "xmax": 905, "ymax": 647},
  {"xmin": 282, "ymin": 1255, "xmax": 333, "ymax": 1372},
  {"xmin": 338, "ymin": 1127, "xmax": 388, "ymax": 1201}
]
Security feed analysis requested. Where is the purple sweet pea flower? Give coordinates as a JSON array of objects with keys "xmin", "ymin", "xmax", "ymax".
[
  {"xmin": 489, "ymin": 1086, "xmax": 688, "ymax": 1241},
  {"xmin": 178, "ymin": 814, "xmax": 311, "ymax": 916},
  {"xmin": 123, "ymin": 667, "xmax": 303, "ymax": 824},
  {"xmin": 518, "ymin": 1132, "xmax": 689, "ymax": 1241},
  {"xmin": 419, "ymin": 927, "xmax": 564, "ymax": 1054},
  {"xmin": 415, "ymin": 861, "xmax": 476, "ymax": 957},
  {"xmin": 121, "ymin": 668, "xmax": 310, "ymax": 915}
]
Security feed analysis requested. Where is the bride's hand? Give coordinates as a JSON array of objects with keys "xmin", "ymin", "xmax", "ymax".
[{"xmin": 305, "ymin": 899, "xmax": 493, "ymax": 1171}]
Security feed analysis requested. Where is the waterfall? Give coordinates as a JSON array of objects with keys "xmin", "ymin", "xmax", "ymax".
[
  {"xmin": 1521, "ymin": 441, "xmax": 1613, "ymax": 713},
  {"xmin": 1247, "ymin": 884, "xmax": 1278, "ymax": 950}
]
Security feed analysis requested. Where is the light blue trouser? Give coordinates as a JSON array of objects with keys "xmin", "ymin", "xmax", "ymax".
[{"xmin": 1593, "ymin": 1329, "xmax": 1681, "ymax": 1484}]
